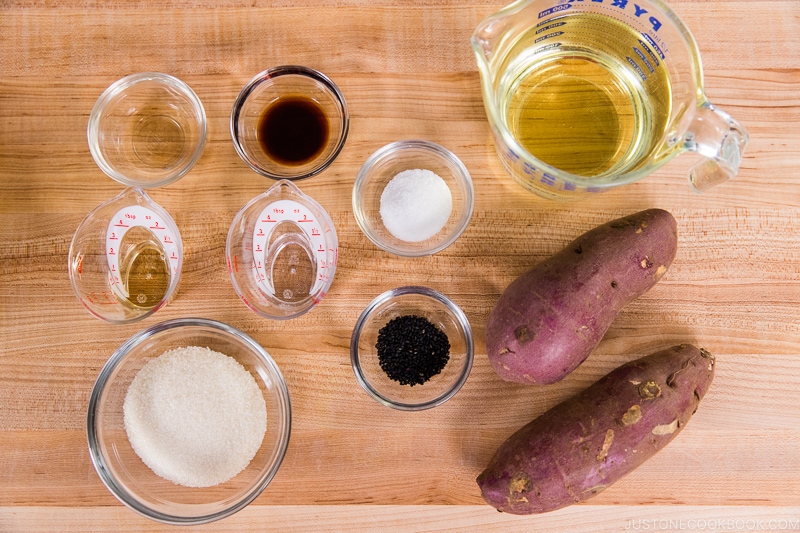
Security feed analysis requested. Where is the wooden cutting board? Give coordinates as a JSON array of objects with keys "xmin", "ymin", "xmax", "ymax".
[{"xmin": 2, "ymin": 1, "xmax": 799, "ymax": 531}]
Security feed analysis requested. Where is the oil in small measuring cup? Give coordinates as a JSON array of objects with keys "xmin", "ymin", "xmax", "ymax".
[
  {"xmin": 226, "ymin": 180, "xmax": 338, "ymax": 320},
  {"xmin": 69, "ymin": 187, "xmax": 183, "ymax": 323}
]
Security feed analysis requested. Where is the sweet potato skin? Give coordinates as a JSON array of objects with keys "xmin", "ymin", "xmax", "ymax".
[
  {"xmin": 476, "ymin": 344, "xmax": 715, "ymax": 515},
  {"xmin": 486, "ymin": 208, "xmax": 678, "ymax": 385}
]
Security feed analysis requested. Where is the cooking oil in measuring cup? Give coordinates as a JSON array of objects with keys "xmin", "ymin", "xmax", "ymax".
[
  {"xmin": 502, "ymin": 12, "xmax": 672, "ymax": 177},
  {"xmin": 472, "ymin": 0, "xmax": 749, "ymax": 198},
  {"xmin": 69, "ymin": 187, "xmax": 183, "ymax": 323}
]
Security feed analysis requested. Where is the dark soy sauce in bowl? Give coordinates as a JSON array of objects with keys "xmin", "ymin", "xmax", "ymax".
[{"xmin": 257, "ymin": 96, "xmax": 330, "ymax": 166}]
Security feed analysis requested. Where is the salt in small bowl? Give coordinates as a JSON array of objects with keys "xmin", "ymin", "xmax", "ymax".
[{"xmin": 352, "ymin": 140, "xmax": 474, "ymax": 257}]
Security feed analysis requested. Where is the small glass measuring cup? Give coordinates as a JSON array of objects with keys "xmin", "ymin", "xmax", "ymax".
[
  {"xmin": 472, "ymin": 0, "xmax": 749, "ymax": 199},
  {"xmin": 226, "ymin": 180, "xmax": 338, "ymax": 320},
  {"xmin": 69, "ymin": 187, "xmax": 183, "ymax": 324}
]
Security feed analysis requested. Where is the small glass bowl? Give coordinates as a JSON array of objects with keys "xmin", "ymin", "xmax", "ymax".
[
  {"xmin": 351, "ymin": 286, "xmax": 474, "ymax": 411},
  {"xmin": 353, "ymin": 140, "xmax": 474, "ymax": 257},
  {"xmin": 87, "ymin": 73, "xmax": 207, "ymax": 188},
  {"xmin": 230, "ymin": 66, "xmax": 349, "ymax": 180},
  {"xmin": 87, "ymin": 318, "xmax": 291, "ymax": 525}
]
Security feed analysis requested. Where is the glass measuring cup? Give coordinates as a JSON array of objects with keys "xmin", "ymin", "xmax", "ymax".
[
  {"xmin": 69, "ymin": 187, "xmax": 183, "ymax": 324},
  {"xmin": 226, "ymin": 180, "xmax": 338, "ymax": 320},
  {"xmin": 472, "ymin": 0, "xmax": 749, "ymax": 199}
]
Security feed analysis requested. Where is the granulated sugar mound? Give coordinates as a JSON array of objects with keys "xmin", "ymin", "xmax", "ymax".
[{"xmin": 123, "ymin": 346, "xmax": 267, "ymax": 488}]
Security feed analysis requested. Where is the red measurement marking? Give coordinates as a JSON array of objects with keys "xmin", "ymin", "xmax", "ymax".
[
  {"xmin": 149, "ymin": 224, "xmax": 165, "ymax": 230},
  {"xmin": 234, "ymin": 255, "xmax": 239, "ymax": 273},
  {"xmin": 111, "ymin": 264, "xmax": 116, "ymax": 272},
  {"xmin": 114, "ymin": 221, "xmax": 129, "ymax": 227},
  {"xmin": 163, "ymin": 235, "xmax": 173, "ymax": 244},
  {"xmin": 170, "ymin": 252, "xmax": 178, "ymax": 260},
  {"xmin": 109, "ymin": 232, "xmax": 118, "ymax": 240},
  {"xmin": 297, "ymin": 215, "xmax": 313, "ymax": 223},
  {"xmin": 108, "ymin": 248, "xmax": 115, "ymax": 255},
  {"xmin": 317, "ymin": 245, "xmax": 325, "ymax": 253},
  {"xmin": 255, "ymin": 244, "xmax": 262, "ymax": 252},
  {"xmin": 261, "ymin": 216, "xmax": 277, "ymax": 223},
  {"xmin": 257, "ymin": 228, "xmax": 265, "ymax": 236},
  {"xmin": 311, "ymin": 229, "xmax": 321, "ymax": 236}
]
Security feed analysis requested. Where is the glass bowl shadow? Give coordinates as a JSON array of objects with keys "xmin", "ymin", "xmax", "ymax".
[
  {"xmin": 350, "ymin": 286, "xmax": 474, "ymax": 411},
  {"xmin": 87, "ymin": 318, "xmax": 291, "ymax": 525}
]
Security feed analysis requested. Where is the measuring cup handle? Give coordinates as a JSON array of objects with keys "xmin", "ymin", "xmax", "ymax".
[{"xmin": 685, "ymin": 102, "xmax": 749, "ymax": 192}]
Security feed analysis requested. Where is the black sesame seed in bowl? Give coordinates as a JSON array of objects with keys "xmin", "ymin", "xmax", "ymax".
[{"xmin": 350, "ymin": 286, "xmax": 474, "ymax": 411}]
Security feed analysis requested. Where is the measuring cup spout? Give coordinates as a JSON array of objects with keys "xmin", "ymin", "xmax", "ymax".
[
  {"xmin": 470, "ymin": 2, "xmax": 525, "ymax": 106},
  {"xmin": 685, "ymin": 102, "xmax": 749, "ymax": 192}
]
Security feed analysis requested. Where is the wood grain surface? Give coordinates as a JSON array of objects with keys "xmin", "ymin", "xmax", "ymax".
[{"xmin": 2, "ymin": 0, "xmax": 799, "ymax": 531}]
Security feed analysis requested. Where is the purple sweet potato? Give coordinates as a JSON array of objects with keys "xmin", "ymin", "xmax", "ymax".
[
  {"xmin": 486, "ymin": 208, "xmax": 678, "ymax": 385},
  {"xmin": 477, "ymin": 344, "xmax": 715, "ymax": 514}
]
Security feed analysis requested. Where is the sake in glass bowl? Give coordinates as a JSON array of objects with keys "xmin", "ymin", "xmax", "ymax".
[
  {"xmin": 87, "ymin": 318, "xmax": 291, "ymax": 525},
  {"xmin": 351, "ymin": 286, "xmax": 474, "ymax": 411},
  {"xmin": 87, "ymin": 72, "xmax": 207, "ymax": 188},
  {"xmin": 352, "ymin": 140, "xmax": 474, "ymax": 257}
]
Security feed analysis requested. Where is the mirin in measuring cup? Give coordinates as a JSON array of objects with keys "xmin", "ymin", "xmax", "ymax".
[{"xmin": 503, "ymin": 12, "xmax": 672, "ymax": 177}]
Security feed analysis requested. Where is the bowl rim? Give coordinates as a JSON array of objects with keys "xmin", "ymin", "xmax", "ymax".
[
  {"xmin": 229, "ymin": 65, "xmax": 350, "ymax": 181},
  {"xmin": 86, "ymin": 72, "xmax": 208, "ymax": 189},
  {"xmin": 350, "ymin": 286, "xmax": 474, "ymax": 411},
  {"xmin": 86, "ymin": 317, "xmax": 292, "ymax": 525},
  {"xmin": 352, "ymin": 139, "xmax": 475, "ymax": 257}
]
